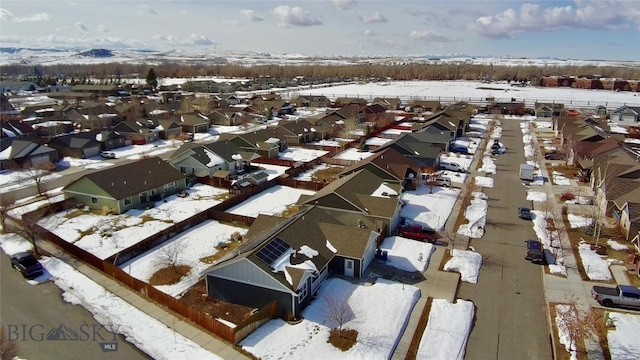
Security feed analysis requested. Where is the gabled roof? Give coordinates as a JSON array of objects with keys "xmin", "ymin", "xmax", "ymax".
[
  {"xmin": 300, "ymin": 169, "xmax": 401, "ymax": 218},
  {"xmin": 340, "ymin": 147, "xmax": 420, "ymax": 181},
  {"xmin": 0, "ymin": 138, "xmax": 57, "ymax": 161},
  {"xmin": 64, "ymin": 157, "xmax": 185, "ymax": 200},
  {"xmin": 47, "ymin": 132, "xmax": 100, "ymax": 149},
  {"xmin": 209, "ymin": 206, "xmax": 374, "ymax": 291},
  {"xmin": 180, "ymin": 113, "xmax": 210, "ymax": 125},
  {"xmin": 612, "ymin": 105, "xmax": 640, "ymax": 115},
  {"xmin": 573, "ymin": 137, "xmax": 620, "ymax": 157}
]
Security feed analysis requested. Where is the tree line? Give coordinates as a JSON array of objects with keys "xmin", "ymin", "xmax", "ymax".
[{"xmin": 3, "ymin": 62, "xmax": 640, "ymax": 86}]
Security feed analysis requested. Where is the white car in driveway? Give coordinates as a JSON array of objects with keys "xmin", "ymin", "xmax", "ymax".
[{"xmin": 100, "ymin": 151, "xmax": 116, "ymax": 159}]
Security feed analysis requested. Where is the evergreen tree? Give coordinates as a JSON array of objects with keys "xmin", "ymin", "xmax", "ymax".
[{"xmin": 146, "ymin": 68, "xmax": 158, "ymax": 88}]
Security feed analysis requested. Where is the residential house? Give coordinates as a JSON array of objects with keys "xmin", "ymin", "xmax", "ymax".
[
  {"xmin": 167, "ymin": 140, "xmax": 259, "ymax": 179},
  {"xmin": 0, "ymin": 80, "xmax": 37, "ymax": 93},
  {"xmin": 112, "ymin": 119, "xmax": 160, "ymax": 145},
  {"xmin": 292, "ymin": 95, "xmax": 331, "ymax": 108},
  {"xmin": 207, "ymin": 109, "xmax": 246, "ymax": 127},
  {"xmin": 372, "ymin": 97, "xmax": 401, "ymax": 110},
  {"xmin": 152, "ymin": 118, "xmax": 183, "ymax": 140},
  {"xmin": 610, "ymin": 105, "xmax": 640, "ymax": 126},
  {"xmin": 178, "ymin": 112, "xmax": 211, "ymax": 133},
  {"xmin": 339, "ymin": 147, "xmax": 422, "ymax": 191},
  {"xmin": 375, "ymin": 132, "xmax": 445, "ymax": 170},
  {"xmin": 405, "ymin": 100, "xmax": 442, "ymax": 114},
  {"xmin": 47, "ymin": 131, "xmax": 102, "ymax": 158},
  {"xmin": 218, "ymin": 132, "xmax": 283, "ymax": 158},
  {"xmin": 0, "ymin": 93, "xmax": 17, "ymax": 115},
  {"xmin": 266, "ymin": 119, "xmax": 323, "ymax": 145},
  {"xmin": 592, "ymin": 150, "xmax": 640, "ymax": 240},
  {"xmin": 205, "ymin": 205, "xmax": 379, "ymax": 319},
  {"xmin": 93, "ymin": 129, "xmax": 127, "ymax": 151},
  {"xmin": 72, "ymin": 85, "xmax": 123, "ymax": 97},
  {"xmin": 62, "ymin": 157, "xmax": 187, "ymax": 214},
  {"xmin": 297, "ymin": 168, "xmax": 403, "ymax": 237},
  {"xmin": 0, "ymin": 137, "xmax": 59, "ymax": 170},
  {"xmin": 334, "ymin": 97, "xmax": 367, "ymax": 108},
  {"xmin": 1, "ymin": 118, "xmax": 34, "ymax": 138}
]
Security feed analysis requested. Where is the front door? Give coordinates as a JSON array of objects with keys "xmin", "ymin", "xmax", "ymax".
[{"xmin": 344, "ymin": 259, "xmax": 354, "ymax": 277}]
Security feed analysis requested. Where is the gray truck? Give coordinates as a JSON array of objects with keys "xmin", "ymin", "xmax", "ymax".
[{"xmin": 591, "ymin": 284, "xmax": 640, "ymax": 309}]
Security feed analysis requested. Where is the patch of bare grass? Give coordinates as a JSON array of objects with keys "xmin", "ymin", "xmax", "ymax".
[
  {"xmin": 148, "ymin": 265, "xmax": 191, "ymax": 285},
  {"xmin": 200, "ymin": 240, "xmax": 243, "ymax": 264},
  {"xmin": 327, "ymin": 328, "xmax": 358, "ymax": 351},
  {"xmin": 313, "ymin": 166, "xmax": 344, "ymax": 183}
]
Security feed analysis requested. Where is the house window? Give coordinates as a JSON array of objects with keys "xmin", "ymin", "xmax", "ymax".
[
  {"xmin": 180, "ymin": 166, "xmax": 186, "ymax": 174},
  {"xmin": 91, "ymin": 197, "xmax": 98, "ymax": 204},
  {"xmin": 123, "ymin": 197, "xmax": 132, "ymax": 206},
  {"xmin": 299, "ymin": 285, "xmax": 308, "ymax": 301},
  {"xmin": 150, "ymin": 189, "xmax": 156, "ymax": 196}
]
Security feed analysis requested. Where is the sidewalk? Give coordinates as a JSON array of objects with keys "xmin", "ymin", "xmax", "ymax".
[
  {"xmin": 390, "ymin": 153, "xmax": 473, "ymax": 359},
  {"xmin": 38, "ymin": 240, "xmax": 250, "ymax": 360},
  {"xmin": 534, "ymin": 157, "xmax": 606, "ymax": 359}
]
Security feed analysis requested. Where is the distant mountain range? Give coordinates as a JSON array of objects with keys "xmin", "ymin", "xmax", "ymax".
[{"xmin": 1, "ymin": 47, "xmax": 638, "ymax": 68}]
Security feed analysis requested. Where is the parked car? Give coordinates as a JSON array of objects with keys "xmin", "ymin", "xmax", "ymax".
[
  {"xmin": 396, "ymin": 223, "xmax": 437, "ymax": 242},
  {"xmin": 518, "ymin": 207, "xmax": 533, "ymax": 220},
  {"xmin": 544, "ymin": 152, "xmax": 564, "ymax": 160},
  {"xmin": 524, "ymin": 239, "xmax": 545, "ymax": 264},
  {"xmin": 449, "ymin": 144, "xmax": 468, "ymax": 154},
  {"xmin": 433, "ymin": 177, "xmax": 451, "ymax": 187},
  {"xmin": 591, "ymin": 285, "xmax": 640, "ymax": 309},
  {"xmin": 438, "ymin": 162, "xmax": 466, "ymax": 173},
  {"xmin": 100, "ymin": 151, "xmax": 116, "ymax": 159},
  {"xmin": 11, "ymin": 252, "xmax": 43, "ymax": 279}
]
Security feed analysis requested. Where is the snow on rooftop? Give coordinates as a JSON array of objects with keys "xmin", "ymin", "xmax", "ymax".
[{"xmin": 371, "ymin": 182, "xmax": 399, "ymax": 198}]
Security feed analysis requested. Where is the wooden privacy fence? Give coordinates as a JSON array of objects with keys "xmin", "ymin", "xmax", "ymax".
[{"xmin": 26, "ymin": 202, "xmax": 275, "ymax": 345}]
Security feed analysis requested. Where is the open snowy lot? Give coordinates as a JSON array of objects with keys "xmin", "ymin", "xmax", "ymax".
[{"xmin": 225, "ymin": 185, "xmax": 315, "ymax": 217}]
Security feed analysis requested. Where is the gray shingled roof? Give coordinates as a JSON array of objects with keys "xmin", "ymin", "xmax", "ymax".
[{"xmin": 74, "ymin": 157, "xmax": 185, "ymax": 199}]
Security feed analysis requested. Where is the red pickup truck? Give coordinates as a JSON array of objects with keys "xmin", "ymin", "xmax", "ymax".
[{"xmin": 396, "ymin": 223, "xmax": 437, "ymax": 242}]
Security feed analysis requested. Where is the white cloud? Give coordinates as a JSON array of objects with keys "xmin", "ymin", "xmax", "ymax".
[
  {"xmin": 409, "ymin": 30, "xmax": 457, "ymax": 43},
  {"xmin": 151, "ymin": 33, "xmax": 215, "ymax": 47},
  {"xmin": 328, "ymin": 0, "xmax": 356, "ymax": 12},
  {"xmin": 272, "ymin": 5, "xmax": 323, "ymax": 27},
  {"xmin": 364, "ymin": 29, "xmax": 375, "ymax": 37},
  {"xmin": 239, "ymin": 9, "xmax": 265, "ymax": 22},
  {"xmin": 0, "ymin": 9, "xmax": 51, "ymax": 22},
  {"xmin": 76, "ymin": 22, "xmax": 88, "ymax": 32},
  {"xmin": 470, "ymin": 1, "xmax": 638, "ymax": 38},
  {"xmin": 359, "ymin": 11, "xmax": 388, "ymax": 24},
  {"xmin": 97, "ymin": 24, "xmax": 109, "ymax": 33}
]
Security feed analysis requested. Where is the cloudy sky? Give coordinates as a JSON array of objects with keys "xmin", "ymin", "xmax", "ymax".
[{"xmin": 1, "ymin": 0, "xmax": 639, "ymax": 61}]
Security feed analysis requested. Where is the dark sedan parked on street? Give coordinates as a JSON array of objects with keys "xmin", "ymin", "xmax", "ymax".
[
  {"xmin": 11, "ymin": 252, "xmax": 43, "ymax": 279},
  {"xmin": 518, "ymin": 207, "xmax": 533, "ymax": 220}
]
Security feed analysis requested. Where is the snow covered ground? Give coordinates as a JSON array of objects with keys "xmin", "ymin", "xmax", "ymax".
[
  {"xmin": 379, "ymin": 236, "xmax": 435, "ymax": 272},
  {"xmin": 417, "ymin": 299, "xmax": 475, "ymax": 360},
  {"xmin": 607, "ymin": 312, "xmax": 640, "ymax": 360},
  {"xmin": 225, "ymin": 185, "xmax": 315, "ymax": 217},
  {"xmin": 239, "ymin": 277, "xmax": 420, "ymax": 360},
  {"xmin": 39, "ymin": 184, "xmax": 229, "ymax": 260}
]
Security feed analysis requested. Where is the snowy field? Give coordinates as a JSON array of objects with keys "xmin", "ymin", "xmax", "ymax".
[
  {"xmin": 398, "ymin": 185, "xmax": 460, "ymax": 231},
  {"xmin": 299, "ymin": 80, "xmax": 640, "ymax": 108}
]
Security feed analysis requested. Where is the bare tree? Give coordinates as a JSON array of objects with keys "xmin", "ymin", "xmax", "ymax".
[
  {"xmin": 154, "ymin": 239, "xmax": 188, "ymax": 275},
  {"xmin": 323, "ymin": 291, "xmax": 357, "ymax": 338},
  {"xmin": 0, "ymin": 194, "xmax": 15, "ymax": 234},
  {"xmin": 0, "ymin": 327, "xmax": 19, "ymax": 360},
  {"xmin": 339, "ymin": 118, "xmax": 360, "ymax": 139},
  {"xmin": 6, "ymin": 208, "xmax": 50, "ymax": 255},
  {"xmin": 554, "ymin": 296, "xmax": 602, "ymax": 357},
  {"xmin": 24, "ymin": 161, "xmax": 57, "ymax": 197}
]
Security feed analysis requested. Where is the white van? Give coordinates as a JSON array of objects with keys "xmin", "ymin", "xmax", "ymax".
[{"xmin": 438, "ymin": 162, "xmax": 465, "ymax": 173}]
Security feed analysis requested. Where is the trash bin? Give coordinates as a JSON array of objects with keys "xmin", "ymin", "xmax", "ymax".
[{"xmin": 382, "ymin": 250, "xmax": 388, "ymax": 261}]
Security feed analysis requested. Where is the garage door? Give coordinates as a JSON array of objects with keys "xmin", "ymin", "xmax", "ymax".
[{"xmin": 83, "ymin": 146, "xmax": 101, "ymax": 158}]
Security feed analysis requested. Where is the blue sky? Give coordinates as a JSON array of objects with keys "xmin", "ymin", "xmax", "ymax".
[{"xmin": 1, "ymin": 0, "xmax": 639, "ymax": 61}]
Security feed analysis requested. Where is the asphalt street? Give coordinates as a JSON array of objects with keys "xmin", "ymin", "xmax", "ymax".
[
  {"xmin": 457, "ymin": 118, "xmax": 553, "ymax": 359},
  {"xmin": 0, "ymin": 252, "xmax": 151, "ymax": 360}
]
